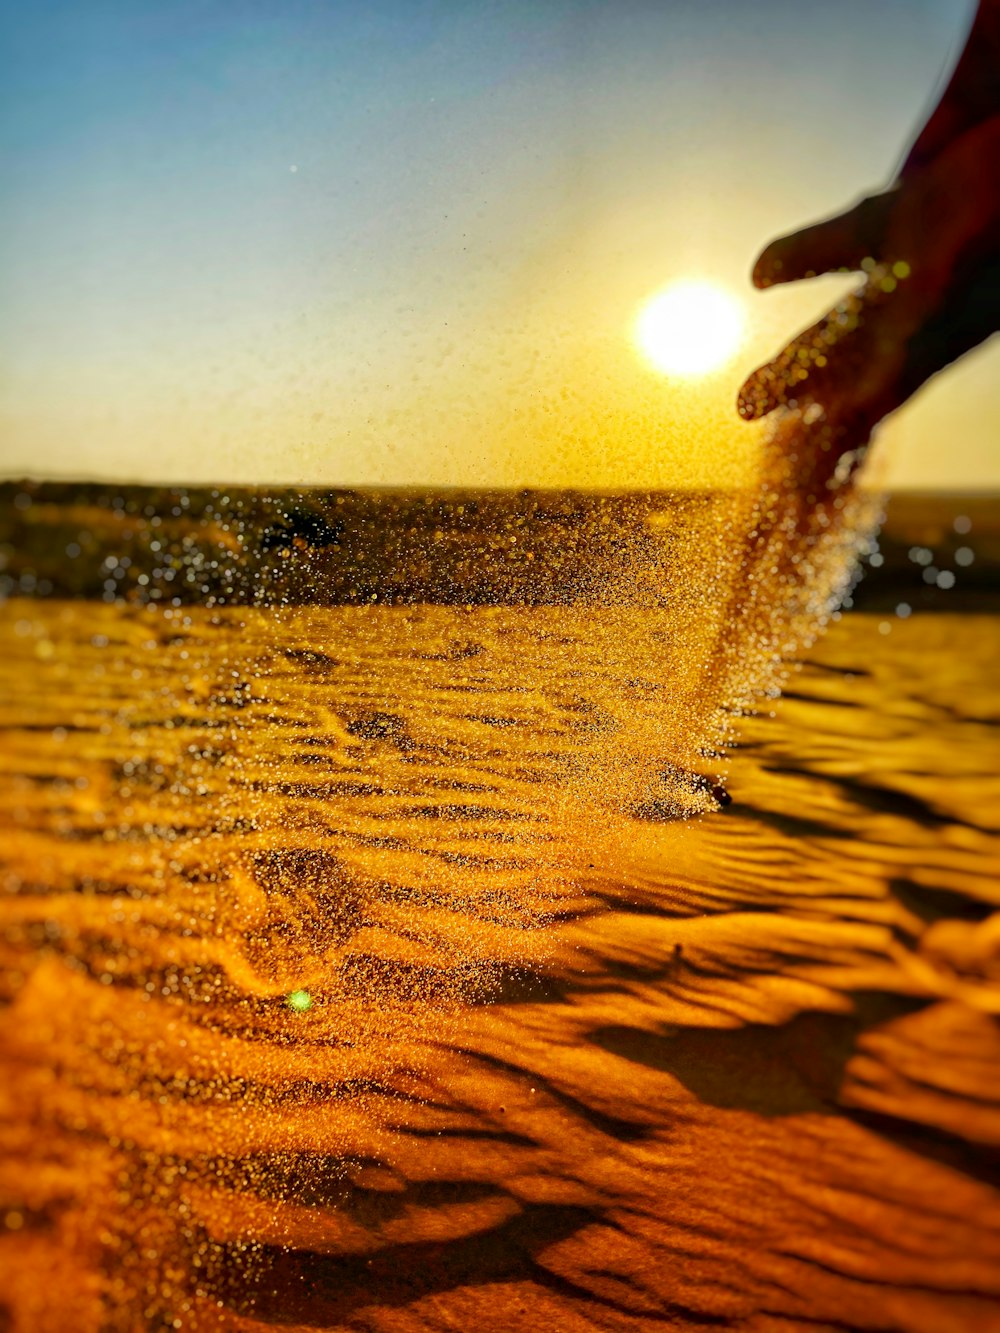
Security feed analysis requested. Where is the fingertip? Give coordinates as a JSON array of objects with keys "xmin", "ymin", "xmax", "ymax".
[
  {"xmin": 738, "ymin": 359, "xmax": 789, "ymax": 420},
  {"xmin": 736, "ymin": 383, "xmax": 763, "ymax": 420},
  {"xmin": 752, "ymin": 248, "xmax": 784, "ymax": 289}
]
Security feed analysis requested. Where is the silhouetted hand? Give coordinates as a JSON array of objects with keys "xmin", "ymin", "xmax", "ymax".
[{"xmin": 738, "ymin": 0, "xmax": 1000, "ymax": 493}]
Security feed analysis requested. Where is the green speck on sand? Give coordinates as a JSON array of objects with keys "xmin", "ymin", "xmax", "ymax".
[{"xmin": 287, "ymin": 989, "xmax": 312, "ymax": 1012}]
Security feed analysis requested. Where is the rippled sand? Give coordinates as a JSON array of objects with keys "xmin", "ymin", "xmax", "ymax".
[{"xmin": 1, "ymin": 594, "xmax": 999, "ymax": 1331}]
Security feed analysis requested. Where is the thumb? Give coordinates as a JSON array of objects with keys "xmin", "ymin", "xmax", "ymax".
[{"xmin": 752, "ymin": 190, "xmax": 897, "ymax": 288}]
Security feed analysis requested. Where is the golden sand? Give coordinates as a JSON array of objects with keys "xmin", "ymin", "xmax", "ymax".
[{"xmin": 1, "ymin": 584, "xmax": 998, "ymax": 1329}]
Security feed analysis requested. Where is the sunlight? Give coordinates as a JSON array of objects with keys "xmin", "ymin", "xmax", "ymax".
[{"xmin": 634, "ymin": 279, "xmax": 745, "ymax": 376}]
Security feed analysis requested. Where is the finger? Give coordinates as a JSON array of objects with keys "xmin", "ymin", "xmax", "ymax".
[
  {"xmin": 737, "ymin": 355, "xmax": 787, "ymax": 419},
  {"xmin": 736, "ymin": 298, "xmax": 856, "ymax": 419},
  {"xmin": 738, "ymin": 284, "xmax": 899, "ymax": 422},
  {"xmin": 739, "ymin": 274, "xmax": 937, "ymax": 446},
  {"xmin": 737, "ymin": 335, "xmax": 841, "ymax": 419},
  {"xmin": 752, "ymin": 190, "xmax": 897, "ymax": 288}
]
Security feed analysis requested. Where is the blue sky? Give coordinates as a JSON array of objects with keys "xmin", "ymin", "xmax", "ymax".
[{"xmin": 1, "ymin": 0, "xmax": 992, "ymax": 487}]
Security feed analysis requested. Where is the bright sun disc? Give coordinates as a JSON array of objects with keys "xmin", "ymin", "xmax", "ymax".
[{"xmin": 635, "ymin": 279, "xmax": 744, "ymax": 376}]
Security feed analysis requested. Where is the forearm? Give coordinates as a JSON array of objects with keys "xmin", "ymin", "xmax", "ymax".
[{"xmin": 903, "ymin": 0, "xmax": 1000, "ymax": 175}]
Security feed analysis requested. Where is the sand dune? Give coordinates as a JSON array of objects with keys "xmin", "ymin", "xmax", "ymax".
[{"xmin": 1, "ymin": 585, "xmax": 998, "ymax": 1330}]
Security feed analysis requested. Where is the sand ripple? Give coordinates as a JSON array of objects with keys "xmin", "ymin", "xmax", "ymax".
[{"xmin": 1, "ymin": 600, "xmax": 998, "ymax": 1330}]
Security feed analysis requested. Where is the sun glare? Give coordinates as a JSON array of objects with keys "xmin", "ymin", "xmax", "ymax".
[{"xmin": 635, "ymin": 279, "xmax": 745, "ymax": 376}]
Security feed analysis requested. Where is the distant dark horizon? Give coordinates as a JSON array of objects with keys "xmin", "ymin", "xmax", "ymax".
[
  {"xmin": 1, "ymin": 479, "xmax": 996, "ymax": 613},
  {"xmin": 3, "ymin": 476, "xmax": 999, "ymax": 500}
]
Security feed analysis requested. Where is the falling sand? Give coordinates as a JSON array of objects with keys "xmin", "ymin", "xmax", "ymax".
[{"xmin": 1, "ymin": 419, "xmax": 999, "ymax": 1331}]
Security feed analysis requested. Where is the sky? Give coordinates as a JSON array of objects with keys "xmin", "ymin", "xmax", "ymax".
[{"xmin": 0, "ymin": 0, "xmax": 995, "ymax": 490}]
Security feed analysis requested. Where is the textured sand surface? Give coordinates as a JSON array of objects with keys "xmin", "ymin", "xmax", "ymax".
[{"xmin": 1, "ymin": 595, "xmax": 998, "ymax": 1331}]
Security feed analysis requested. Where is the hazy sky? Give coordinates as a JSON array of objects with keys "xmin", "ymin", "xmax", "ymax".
[{"xmin": 1, "ymin": 0, "xmax": 994, "ymax": 489}]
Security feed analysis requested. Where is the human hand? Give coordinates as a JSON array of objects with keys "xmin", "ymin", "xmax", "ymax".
[{"xmin": 738, "ymin": 4, "xmax": 1000, "ymax": 497}]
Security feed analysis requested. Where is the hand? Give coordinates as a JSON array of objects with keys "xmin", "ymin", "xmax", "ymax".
[{"xmin": 738, "ymin": 4, "xmax": 1000, "ymax": 497}]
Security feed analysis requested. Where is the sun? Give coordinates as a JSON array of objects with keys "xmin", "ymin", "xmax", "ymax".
[{"xmin": 634, "ymin": 279, "xmax": 745, "ymax": 376}]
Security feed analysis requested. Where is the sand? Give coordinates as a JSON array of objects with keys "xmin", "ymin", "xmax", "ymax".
[{"xmin": 1, "ymin": 588, "xmax": 998, "ymax": 1331}]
